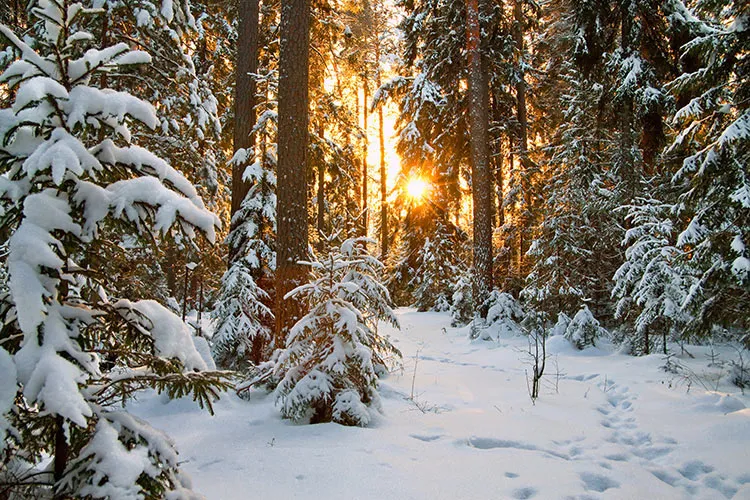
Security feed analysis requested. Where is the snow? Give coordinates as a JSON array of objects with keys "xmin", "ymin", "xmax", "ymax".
[
  {"xmin": 76, "ymin": 419, "xmax": 154, "ymax": 499},
  {"xmin": 8, "ymin": 191, "xmax": 79, "ymax": 334},
  {"xmin": 115, "ymin": 299, "xmax": 209, "ymax": 371},
  {"xmin": 130, "ymin": 309, "xmax": 750, "ymax": 499}
]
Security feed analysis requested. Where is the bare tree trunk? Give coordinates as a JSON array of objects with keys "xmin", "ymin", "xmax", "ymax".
[
  {"xmin": 491, "ymin": 93, "xmax": 504, "ymax": 228},
  {"xmin": 275, "ymin": 0, "xmax": 310, "ymax": 344},
  {"xmin": 467, "ymin": 0, "xmax": 493, "ymax": 316},
  {"xmin": 229, "ymin": 0, "xmax": 260, "ymax": 265},
  {"xmin": 513, "ymin": 0, "xmax": 530, "ymax": 275},
  {"xmin": 362, "ymin": 79, "xmax": 369, "ymax": 236},
  {"xmin": 376, "ymin": 44, "xmax": 388, "ymax": 258},
  {"xmin": 618, "ymin": 0, "xmax": 638, "ymax": 199},
  {"xmin": 317, "ymin": 122, "xmax": 326, "ymax": 247}
]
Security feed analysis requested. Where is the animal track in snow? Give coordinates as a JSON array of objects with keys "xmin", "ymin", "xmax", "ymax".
[
  {"xmin": 410, "ymin": 433, "xmax": 442, "ymax": 442},
  {"xmin": 511, "ymin": 486, "xmax": 537, "ymax": 499},
  {"xmin": 579, "ymin": 472, "xmax": 620, "ymax": 493}
]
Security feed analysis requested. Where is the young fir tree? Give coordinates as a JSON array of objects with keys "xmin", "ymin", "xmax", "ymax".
[
  {"xmin": 564, "ymin": 305, "xmax": 608, "ymax": 349},
  {"xmin": 0, "ymin": 2, "xmax": 231, "ymax": 496},
  {"xmin": 479, "ymin": 291, "xmax": 525, "ymax": 340},
  {"xmin": 411, "ymin": 220, "xmax": 463, "ymax": 312},
  {"xmin": 450, "ymin": 267, "xmax": 474, "ymax": 327},
  {"xmin": 212, "ymin": 148, "xmax": 276, "ymax": 369},
  {"xmin": 274, "ymin": 236, "xmax": 400, "ymax": 426},
  {"xmin": 612, "ymin": 191, "xmax": 693, "ymax": 354}
]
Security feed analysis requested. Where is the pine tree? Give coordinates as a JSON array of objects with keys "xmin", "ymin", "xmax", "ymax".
[
  {"xmin": 523, "ymin": 69, "xmax": 615, "ymax": 318},
  {"xmin": 274, "ymin": 235, "xmax": 400, "ymax": 426},
  {"xmin": 0, "ymin": 2, "xmax": 230, "ymax": 496}
]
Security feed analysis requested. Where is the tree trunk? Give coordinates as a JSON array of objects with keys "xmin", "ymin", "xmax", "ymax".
[
  {"xmin": 362, "ymin": 79, "xmax": 369, "ymax": 236},
  {"xmin": 513, "ymin": 0, "xmax": 530, "ymax": 276},
  {"xmin": 618, "ymin": 0, "xmax": 637, "ymax": 198},
  {"xmin": 229, "ymin": 0, "xmax": 260, "ymax": 264},
  {"xmin": 317, "ymin": 122, "xmax": 326, "ymax": 247},
  {"xmin": 376, "ymin": 44, "xmax": 388, "ymax": 258},
  {"xmin": 467, "ymin": 0, "xmax": 493, "ymax": 316},
  {"xmin": 275, "ymin": 0, "xmax": 311, "ymax": 344},
  {"xmin": 491, "ymin": 93, "xmax": 504, "ymax": 228},
  {"xmin": 53, "ymin": 417, "xmax": 69, "ymax": 498}
]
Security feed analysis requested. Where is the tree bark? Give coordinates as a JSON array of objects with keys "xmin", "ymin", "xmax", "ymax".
[
  {"xmin": 467, "ymin": 0, "xmax": 493, "ymax": 316},
  {"xmin": 275, "ymin": 0, "xmax": 311, "ymax": 344},
  {"xmin": 513, "ymin": 0, "xmax": 530, "ymax": 275},
  {"xmin": 53, "ymin": 415, "xmax": 69, "ymax": 497},
  {"xmin": 229, "ymin": 0, "xmax": 260, "ymax": 264},
  {"xmin": 362, "ymin": 78, "xmax": 369, "ymax": 236},
  {"xmin": 376, "ymin": 44, "xmax": 388, "ymax": 258},
  {"xmin": 317, "ymin": 122, "xmax": 326, "ymax": 247}
]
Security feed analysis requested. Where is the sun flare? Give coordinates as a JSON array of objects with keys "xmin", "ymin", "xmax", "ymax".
[{"xmin": 406, "ymin": 178, "xmax": 428, "ymax": 201}]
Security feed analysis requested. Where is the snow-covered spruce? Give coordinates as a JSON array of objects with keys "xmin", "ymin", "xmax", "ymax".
[
  {"xmin": 564, "ymin": 306, "xmax": 608, "ymax": 350},
  {"xmin": 474, "ymin": 291, "xmax": 525, "ymax": 340},
  {"xmin": 212, "ymin": 148, "xmax": 276, "ymax": 370},
  {"xmin": 274, "ymin": 236, "xmax": 401, "ymax": 426},
  {"xmin": 612, "ymin": 194, "xmax": 693, "ymax": 355},
  {"xmin": 0, "ymin": 2, "xmax": 230, "ymax": 497},
  {"xmin": 665, "ymin": 4, "xmax": 749, "ymax": 342},
  {"xmin": 449, "ymin": 269, "xmax": 473, "ymax": 327}
]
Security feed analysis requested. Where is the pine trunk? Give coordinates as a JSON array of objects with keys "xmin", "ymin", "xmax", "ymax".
[
  {"xmin": 377, "ymin": 44, "xmax": 388, "ymax": 258},
  {"xmin": 317, "ymin": 122, "xmax": 326, "ymax": 246},
  {"xmin": 513, "ymin": 0, "xmax": 530, "ymax": 275},
  {"xmin": 275, "ymin": 0, "xmax": 310, "ymax": 344},
  {"xmin": 362, "ymin": 79, "xmax": 369, "ymax": 236},
  {"xmin": 229, "ymin": 0, "xmax": 260, "ymax": 265},
  {"xmin": 467, "ymin": 0, "xmax": 493, "ymax": 316}
]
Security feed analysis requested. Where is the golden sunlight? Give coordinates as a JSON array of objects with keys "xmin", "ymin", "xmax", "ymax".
[{"xmin": 406, "ymin": 177, "xmax": 428, "ymax": 201}]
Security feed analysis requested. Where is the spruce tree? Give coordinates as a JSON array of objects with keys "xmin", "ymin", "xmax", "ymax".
[
  {"xmin": 0, "ymin": 2, "xmax": 230, "ymax": 496},
  {"xmin": 274, "ymin": 236, "xmax": 400, "ymax": 426},
  {"xmin": 612, "ymin": 191, "xmax": 693, "ymax": 354},
  {"xmin": 666, "ymin": 0, "xmax": 749, "ymax": 341}
]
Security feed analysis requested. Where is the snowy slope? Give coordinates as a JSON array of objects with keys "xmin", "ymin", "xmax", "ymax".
[{"xmin": 132, "ymin": 309, "xmax": 750, "ymax": 499}]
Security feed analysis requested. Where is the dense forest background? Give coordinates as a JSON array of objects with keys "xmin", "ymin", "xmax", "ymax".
[{"xmin": 0, "ymin": 0, "xmax": 747, "ymax": 496}]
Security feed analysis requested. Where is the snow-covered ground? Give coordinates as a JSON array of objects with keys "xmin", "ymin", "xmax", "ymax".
[{"xmin": 132, "ymin": 309, "xmax": 750, "ymax": 499}]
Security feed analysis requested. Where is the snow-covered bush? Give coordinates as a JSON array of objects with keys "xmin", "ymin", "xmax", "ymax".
[
  {"xmin": 550, "ymin": 312, "xmax": 572, "ymax": 337},
  {"xmin": 564, "ymin": 306, "xmax": 608, "ymax": 349},
  {"xmin": 482, "ymin": 291, "xmax": 524, "ymax": 338},
  {"xmin": 0, "ymin": 3, "xmax": 231, "ymax": 497},
  {"xmin": 274, "ymin": 236, "xmax": 401, "ymax": 426}
]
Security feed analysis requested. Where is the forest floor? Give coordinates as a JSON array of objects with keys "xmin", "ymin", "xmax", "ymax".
[{"xmin": 132, "ymin": 309, "xmax": 750, "ymax": 499}]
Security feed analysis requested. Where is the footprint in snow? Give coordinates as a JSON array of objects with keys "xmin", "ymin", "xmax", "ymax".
[
  {"xmin": 410, "ymin": 433, "xmax": 442, "ymax": 442},
  {"xmin": 511, "ymin": 487, "xmax": 537, "ymax": 499},
  {"xmin": 678, "ymin": 460, "xmax": 714, "ymax": 480},
  {"xmin": 579, "ymin": 472, "xmax": 620, "ymax": 493}
]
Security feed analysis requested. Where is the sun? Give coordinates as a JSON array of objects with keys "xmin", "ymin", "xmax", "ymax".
[{"xmin": 406, "ymin": 177, "xmax": 428, "ymax": 201}]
